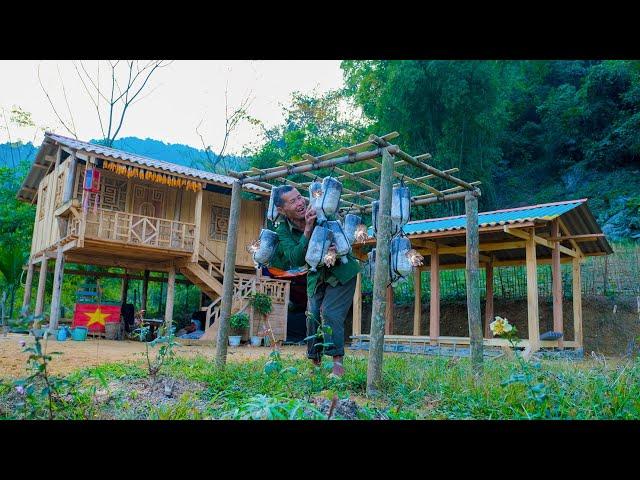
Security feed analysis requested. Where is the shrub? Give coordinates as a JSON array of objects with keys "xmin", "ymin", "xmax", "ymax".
[{"xmin": 230, "ymin": 312, "xmax": 250, "ymax": 331}]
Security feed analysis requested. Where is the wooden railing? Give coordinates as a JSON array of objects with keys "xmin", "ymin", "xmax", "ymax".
[
  {"xmin": 199, "ymin": 240, "xmax": 224, "ymax": 277},
  {"xmin": 203, "ymin": 274, "xmax": 290, "ymax": 331},
  {"xmin": 68, "ymin": 208, "xmax": 196, "ymax": 251}
]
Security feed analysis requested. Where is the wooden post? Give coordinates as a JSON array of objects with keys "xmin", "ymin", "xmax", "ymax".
[
  {"xmin": 164, "ymin": 264, "xmax": 176, "ymax": 331},
  {"xmin": 385, "ymin": 285, "xmax": 394, "ymax": 335},
  {"xmin": 121, "ymin": 269, "xmax": 129, "ymax": 304},
  {"xmin": 48, "ymin": 247, "xmax": 65, "ymax": 333},
  {"xmin": 34, "ymin": 257, "xmax": 48, "ymax": 320},
  {"xmin": 366, "ymin": 148, "xmax": 394, "ymax": 396},
  {"xmin": 22, "ymin": 262, "xmax": 35, "ymax": 313},
  {"xmin": 572, "ymin": 257, "xmax": 583, "ymax": 349},
  {"xmin": 141, "ymin": 269, "xmax": 150, "ymax": 312},
  {"xmin": 551, "ymin": 219, "xmax": 563, "ymax": 348},
  {"xmin": 215, "ymin": 180, "xmax": 243, "ymax": 368},
  {"xmin": 352, "ymin": 272, "xmax": 362, "ymax": 336},
  {"xmin": 484, "ymin": 257, "xmax": 494, "ymax": 338},
  {"xmin": 525, "ymin": 229, "xmax": 541, "ymax": 354},
  {"xmin": 465, "ymin": 191, "xmax": 483, "ymax": 373},
  {"xmin": 413, "ymin": 268, "xmax": 422, "ymax": 336},
  {"xmin": 430, "ymin": 246, "xmax": 440, "ymax": 345},
  {"xmin": 192, "ymin": 188, "xmax": 203, "ymax": 262}
]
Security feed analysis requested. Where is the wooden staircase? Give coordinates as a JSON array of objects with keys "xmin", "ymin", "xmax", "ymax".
[{"xmin": 176, "ymin": 241, "xmax": 225, "ymax": 300}]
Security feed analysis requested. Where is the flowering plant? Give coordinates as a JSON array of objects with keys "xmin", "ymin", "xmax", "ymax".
[{"xmin": 490, "ymin": 316, "xmax": 519, "ymax": 348}]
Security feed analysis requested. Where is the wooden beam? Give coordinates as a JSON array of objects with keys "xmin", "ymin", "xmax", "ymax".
[
  {"xmin": 548, "ymin": 234, "xmax": 605, "ymax": 242},
  {"xmin": 525, "ymin": 229, "xmax": 541, "ymax": 353},
  {"xmin": 430, "ymin": 245, "xmax": 440, "ymax": 345},
  {"xmin": 558, "ymin": 218, "xmax": 584, "ymax": 258},
  {"xmin": 465, "ymin": 191, "xmax": 483, "ymax": 372},
  {"xmin": 504, "ymin": 226, "xmax": 578, "ymax": 258},
  {"xmin": 352, "ymin": 273, "xmax": 362, "ymax": 336},
  {"xmin": 551, "ymin": 220, "xmax": 564, "ymax": 348},
  {"xmin": 438, "ymin": 241, "xmax": 527, "ymax": 254},
  {"xmin": 215, "ymin": 180, "xmax": 243, "ymax": 368},
  {"xmin": 351, "ymin": 334, "xmax": 579, "ymax": 349},
  {"xmin": 485, "ymin": 257, "xmax": 494, "ymax": 339},
  {"xmin": 367, "ymin": 147, "xmax": 394, "ymax": 395},
  {"xmin": 413, "ymin": 269, "xmax": 422, "ymax": 336},
  {"xmin": 573, "ymin": 258, "xmax": 583, "ymax": 348},
  {"xmin": 165, "ymin": 263, "xmax": 176, "ymax": 331}
]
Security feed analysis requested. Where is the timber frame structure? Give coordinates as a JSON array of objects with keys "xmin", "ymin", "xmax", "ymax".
[
  {"xmin": 216, "ymin": 132, "xmax": 484, "ymax": 388},
  {"xmin": 17, "ymin": 133, "xmax": 291, "ymax": 342},
  {"xmin": 350, "ymin": 199, "xmax": 613, "ymax": 354}
]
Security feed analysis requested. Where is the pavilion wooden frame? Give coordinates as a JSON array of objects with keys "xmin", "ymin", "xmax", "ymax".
[{"xmin": 215, "ymin": 132, "xmax": 483, "ymax": 389}]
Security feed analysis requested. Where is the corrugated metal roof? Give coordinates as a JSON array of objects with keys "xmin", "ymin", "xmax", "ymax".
[
  {"xmin": 43, "ymin": 132, "xmax": 268, "ymax": 194},
  {"xmin": 368, "ymin": 199, "xmax": 586, "ymax": 236}
]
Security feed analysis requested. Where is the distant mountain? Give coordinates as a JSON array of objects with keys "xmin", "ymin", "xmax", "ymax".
[{"xmin": 0, "ymin": 137, "xmax": 250, "ymax": 174}]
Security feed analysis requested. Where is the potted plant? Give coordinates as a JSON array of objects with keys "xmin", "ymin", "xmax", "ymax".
[
  {"xmin": 229, "ymin": 312, "xmax": 250, "ymax": 347},
  {"xmin": 248, "ymin": 292, "xmax": 273, "ymax": 347}
]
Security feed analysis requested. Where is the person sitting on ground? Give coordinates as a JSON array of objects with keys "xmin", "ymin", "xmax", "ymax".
[{"xmin": 177, "ymin": 319, "xmax": 204, "ymax": 339}]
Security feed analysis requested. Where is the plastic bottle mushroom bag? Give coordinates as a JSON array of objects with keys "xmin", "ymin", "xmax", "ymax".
[
  {"xmin": 326, "ymin": 220, "xmax": 351, "ymax": 264},
  {"xmin": 308, "ymin": 179, "xmax": 326, "ymax": 224},
  {"xmin": 343, "ymin": 214, "xmax": 363, "ymax": 245},
  {"xmin": 267, "ymin": 186, "xmax": 283, "ymax": 223},
  {"xmin": 391, "ymin": 185, "xmax": 411, "ymax": 231},
  {"xmin": 390, "ymin": 235, "xmax": 413, "ymax": 283},
  {"xmin": 305, "ymin": 225, "xmax": 333, "ymax": 272},
  {"xmin": 252, "ymin": 229, "xmax": 279, "ymax": 265},
  {"xmin": 316, "ymin": 176, "xmax": 342, "ymax": 221},
  {"xmin": 365, "ymin": 248, "xmax": 376, "ymax": 279}
]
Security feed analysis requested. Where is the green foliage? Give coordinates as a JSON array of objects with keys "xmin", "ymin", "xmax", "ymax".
[
  {"xmin": 229, "ymin": 312, "xmax": 250, "ymax": 331},
  {"xmin": 248, "ymin": 292, "xmax": 272, "ymax": 316},
  {"xmin": 135, "ymin": 323, "xmax": 179, "ymax": 384}
]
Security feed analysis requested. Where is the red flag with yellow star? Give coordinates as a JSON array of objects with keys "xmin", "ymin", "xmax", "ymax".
[{"xmin": 72, "ymin": 304, "xmax": 121, "ymax": 332}]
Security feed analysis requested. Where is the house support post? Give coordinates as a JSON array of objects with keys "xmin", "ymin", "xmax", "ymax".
[
  {"xmin": 192, "ymin": 188, "xmax": 203, "ymax": 261},
  {"xmin": 413, "ymin": 268, "xmax": 422, "ymax": 336},
  {"xmin": 141, "ymin": 270, "xmax": 150, "ymax": 312},
  {"xmin": 430, "ymin": 246, "xmax": 440, "ymax": 345},
  {"xmin": 572, "ymin": 257, "xmax": 583, "ymax": 349},
  {"xmin": 551, "ymin": 219, "xmax": 564, "ymax": 348},
  {"xmin": 484, "ymin": 256, "xmax": 494, "ymax": 338},
  {"xmin": 34, "ymin": 257, "xmax": 48, "ymax": 324},
  {"xmin": 164, "ymin": 264, "xmax": 176, "ymax": 332},
  {"xmin": 385, "ymin": 285, "xmax": 394, "ymax": 335},
  {"xmin": 48, "ymin": 246, "xmax": 65, "ymax": 333},
  {"xmin": 22, "ymin": 261, "xmax": 35, "ymax": 313},
  {"xmin": 525, "ymin": 229, "xmax": 541, "ymax": 356}
]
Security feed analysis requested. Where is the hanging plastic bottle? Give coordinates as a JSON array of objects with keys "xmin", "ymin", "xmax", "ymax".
[
  {"xmin": 267, "ymin": 186, "xmax": 283, "ymax": 224},
  {"xmin": 316, "ymin": 176, "xmax": 342, "ymax": 224},
  {"xmin": 365, "ymin": 248, "xmax": 376, "ymax": 280},
  {"xmin": 252, "ymin": 229, "xmax": 280, "ymax": 266},
  {"xmin": 391, "ymin": 181, "xmax": 411, "ymax": 232},
  {"xmin": 390, "ymin": 235, "xmax": 413, "ymax": 284},
  {"xmin": 343, "ymin": 214, "xmax": 363, "ymax": 245},
  {"xmin": 305, "ymin": 225, "xmax": 333, "ymax": 272},
  {"xmin": 326, "ymin": 220, "xmax": 351, "ymax": 264}
]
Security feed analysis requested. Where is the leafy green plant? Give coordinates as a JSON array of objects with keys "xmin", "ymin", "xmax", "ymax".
[
  {"xmin": 249, "ymin": 292, "xmax": 272, "ymax": 336},
  {"xmin": 135, "ymin": 322, "xmax": 178, "ymax": 387},
  {"xmin": 229, "ymin": 312, "xmax": 250, "ymax": 334}
]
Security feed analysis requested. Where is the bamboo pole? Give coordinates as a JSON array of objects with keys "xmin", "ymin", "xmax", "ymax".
[
  {"xmin": 551, "ymin": 220, "xmax": 564, "ymax": 348},
  {"xmin": 341, "ymin": 189, "xmax": 478, "ymax": 214},
  {"xmin": 413, "ymin": 269, "xmax": 421, "ymax": 336},
  {"xmin": 352, "ymin": 273, "xmax": 362, "ymax": 336},
  {"xmin": 366, "ymin": 148, "xmax": 394, "ymax": 396},
  {"xmin": 238, "ymin": 146, "xmax": 397, "ymax": 184},
  {"xmin": 369, "ymin": 134, "xmax": 477, "ymax": 191},
  {"xmin": 48, "ymin": 246, "xmax": 65, "ymax": 333},
  {"xmin": 465, "ymin": 191, "xmax": 483, "ymax": 374},
  {"xmin": 22, "ymin": 262, "xmax": 34, "ymax": 313},
  {"xmin": 215, "ymin": 180, "xmax": 243, "ymax": 368}
]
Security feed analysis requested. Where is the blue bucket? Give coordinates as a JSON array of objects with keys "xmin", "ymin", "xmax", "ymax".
[
  {"xmin": 71, "ymin": 326, "xmax": 88, "ymax": 341},
  {"xmin": 56, "ymin": 326, "xmax": 70, "ymax": 341}
]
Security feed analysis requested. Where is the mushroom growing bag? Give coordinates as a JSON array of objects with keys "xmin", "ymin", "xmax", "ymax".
[
  {"xmin": 252, "ymin": 229, "xmax": 280, "ymax": 266},
  {"xmin": 326, "ymin": 220, "xmax": 351, "ymax": 264},
  {"xmin": 305, "ymin": 225, "xmax": 333, "ymax": 272}
]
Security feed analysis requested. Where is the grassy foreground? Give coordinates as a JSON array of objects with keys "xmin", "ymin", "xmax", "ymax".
[{"xmin": 1, "ymin": 350, "xmax": 639, "ymax": 420}]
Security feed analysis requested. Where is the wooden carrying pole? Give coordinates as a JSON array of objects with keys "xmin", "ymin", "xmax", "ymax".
[
  {"xmin": 215, "ymin": 180, "xmax": 243, "ymax": 368},
  {"xmin": 366, "ymin": 148, "xmax": 394, "ymax": 396},
  {"xmin": 465, "ymin": 191, "xmax": 483, "ymax": 373}
]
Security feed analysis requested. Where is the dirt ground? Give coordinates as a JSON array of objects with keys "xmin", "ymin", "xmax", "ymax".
[{"xmin": 0, "ymin": 333, "xmax": 310, "ymax": 379}]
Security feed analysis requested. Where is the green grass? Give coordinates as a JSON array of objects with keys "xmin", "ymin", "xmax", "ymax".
[{"xmin": 2, "ymin": 353, "xmax": 640, "ymax": 420}]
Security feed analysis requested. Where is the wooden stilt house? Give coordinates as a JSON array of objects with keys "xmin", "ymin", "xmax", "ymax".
[{"xmin": 17, "ymin": 132, "xmax": 290, "ymax": 342}]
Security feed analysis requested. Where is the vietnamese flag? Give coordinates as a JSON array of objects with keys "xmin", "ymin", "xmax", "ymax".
[{"xmin": 72, "ymin": 304, "xmax": 121, "ymax": 332}]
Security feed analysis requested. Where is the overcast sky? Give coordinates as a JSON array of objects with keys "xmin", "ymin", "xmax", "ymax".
[{"xmin": 0, "ymin": 60, "xmax": 344, "ymax": 155}]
